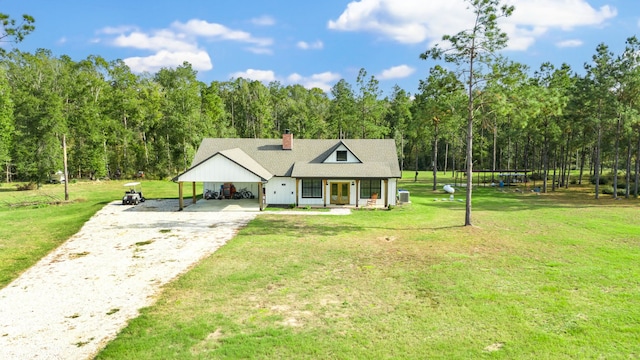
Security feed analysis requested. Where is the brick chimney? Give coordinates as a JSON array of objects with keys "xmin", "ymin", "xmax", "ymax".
[{"xmin": 282, "ymin": 129, "xmax": 293, "ymax": 150}]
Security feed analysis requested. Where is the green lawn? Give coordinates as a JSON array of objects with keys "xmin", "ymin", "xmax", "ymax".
[
  {"xmin": 2, "ymin": 175, "xmax": 639, "ymax": 359},
  {"xmin": 96, "ymin": 175, "xmax": 640, "ymax": 359}
]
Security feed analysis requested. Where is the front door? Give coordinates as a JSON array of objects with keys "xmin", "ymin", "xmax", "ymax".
[{"xmin": 330, "ymin": 182, "xmax": 350, "ymax": 205}]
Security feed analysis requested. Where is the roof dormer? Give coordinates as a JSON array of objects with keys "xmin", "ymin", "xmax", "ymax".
[{"xmin": 322, "ymin": 141, "xmax": 362, "ymax": 164}]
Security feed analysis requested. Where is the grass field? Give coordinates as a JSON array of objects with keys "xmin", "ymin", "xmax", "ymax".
[
  {"xmin": 0, "ymin": 180, "xmax": 181, "ymax": 288},
  {"xmin": 2, "ymin": 175, "xmax": 639, "ymax": 358}
]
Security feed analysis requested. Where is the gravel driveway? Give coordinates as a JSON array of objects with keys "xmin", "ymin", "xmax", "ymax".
[{"xmin": 0, "ymin": 199, "xmax": 257, "ymax": 359}]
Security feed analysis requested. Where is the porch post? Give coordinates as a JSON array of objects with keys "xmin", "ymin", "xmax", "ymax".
[
  {"xmin": 192, "ymin": 182, "xmax": 197, "ymax": 204},
  {"xmin": 295, "ymin": 178, "xmax": 300, "ymax": 206},
  {"xmin": 355, "ymin": 179, "xmax": 360, "ymax": 208},
  {"xmin": 323, "ymin": 179, "xmax": 327, "ymax": 207},
  {"xmin": 384, "ymin": 179, "xmax": 389, "ymax": 207},
  {"xmin": 258, "ymin": 182, "xmax": 264, "ymax": 211},
  {"xmin": 178, "ymin": 182, "xmax": 184, "ymax": 210}
]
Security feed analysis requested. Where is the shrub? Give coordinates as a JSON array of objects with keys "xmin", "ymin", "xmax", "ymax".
[
  {"xmin": 601, "ymin": 186, "xmax": 625, "ymax": 196},
  {"xmin": 529, "ymin": 172, "xmax": 544, "ymax": 181},
  {"xmin": 15, "ymin": 182, "xmax": 37, "ymax": 191},
  {"xmin": 591, "ymin": 175, "xmax": 611, "ymax": 185}
]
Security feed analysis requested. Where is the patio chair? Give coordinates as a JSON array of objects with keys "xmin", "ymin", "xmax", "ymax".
[{"xmin": 367, "ymin": 193, "xmax": 378, "ymax": 207}]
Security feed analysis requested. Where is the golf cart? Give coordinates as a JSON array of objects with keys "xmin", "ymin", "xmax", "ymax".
[{"xmin": 122, "ymin": 182, "xmax": 145, "ymax": 205}]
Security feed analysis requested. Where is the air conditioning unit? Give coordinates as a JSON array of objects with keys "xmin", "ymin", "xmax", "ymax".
[{"xmin": 398, "ymin": 190, "xmax": 410, "ymax": 203}]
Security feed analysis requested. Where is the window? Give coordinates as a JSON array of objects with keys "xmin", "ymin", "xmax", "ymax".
[
  {"xmin": 336, "ymin": 150, "xmax": 347, "ymax": 162},
  {"xmin": 360, "ymin": 179, "xmax": 381, "ymax": 198},
  {"xmin": 302, "ymin": 179, "xmax": 322, "ymax": 198}
]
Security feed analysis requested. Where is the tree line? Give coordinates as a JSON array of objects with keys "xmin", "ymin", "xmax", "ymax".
[
  {"xmin": 0, "ymin": 52, "xmax": 401, "ymax": 182},
  {"xmin": 1, "ymin": 13, "xmax": 639, "ymax": 202}
]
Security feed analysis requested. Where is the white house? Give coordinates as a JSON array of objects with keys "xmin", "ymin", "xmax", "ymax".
[{"xmin": 173, "ymin": 131, "xmax": 402, "ymax": 210}]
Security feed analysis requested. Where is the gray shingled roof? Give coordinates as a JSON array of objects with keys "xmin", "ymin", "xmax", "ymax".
[
  {"xmin": 291, "ymin": 162, "xmax": 394, "ymax": 178},
  {"xmin": 189, "ymin": 138, "xmax": 401, "ymax": 179}
]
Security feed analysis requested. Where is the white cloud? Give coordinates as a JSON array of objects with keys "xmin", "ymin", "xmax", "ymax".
[
  {"xmin": 500, "ymin": 22, "xmax": 546, "ymax": 51},
  {"xmin": 378, "ymin": 65, "xmax": 415, "ymax": 80},
  {"xmin": 112, "ymin": 30, "xmax": 197, "ymax": 52},
  {"xmin": 227, "ymin": 70, "xmax": 340, "ymax": 92},
  {"xmin": 288, "ymin": 73, "xmax": 303, "ymax": 83},
  {"xmin": 172, "ymin": 19, "xmax": 273, "ymax": 46},
  {"xmin": 251, "ymin": 15, "xmax": 276, "ymax": 26},
  {"xmin": 556, "ymin": 39, "xmax": 584, "ymax": 48},
  {"xmin": 98, "ymin": 19, "xmax": 274, "ymax": 74},
  {"xmin": 124, "ymin": 50, "xmax": 212, "ymax": 73},
  {"xmin": 229, "ymin": 69, "xmax": 277, "ymax": 82},
  {"xmin": 288, "ymin": 71, "xmax": 341, "ymax": 92},
  {"xmin": 328, "ymin": 0, "xmax": 617, "ymax": 51},
  {"xmin": 246, "ymin": 47, "xmax": 273, "ymax": 55},
  {"xmin": 98, "ymin": 25, "xmax": 138, "ymax": 35},
  {"xmin": 506, "ymin": 0, "xmax": 616, "ymax": 31},
  {"xmin": 328, "ymin": 0, "xmax": 469, "ymax": 44},
  {"xmin": 297, "ymin": 40, "xmax": 324, "ymax": 50}
]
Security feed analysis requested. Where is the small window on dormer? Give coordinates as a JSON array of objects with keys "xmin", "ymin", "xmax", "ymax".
[{"xmin": 336, "ymin": 150, "xmax": 347, "ymax": 161}]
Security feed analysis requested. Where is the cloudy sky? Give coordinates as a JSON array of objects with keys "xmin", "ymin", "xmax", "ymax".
[{"xmin": 2, "ymin": 0, "xmax": 633, "ymax": 95}]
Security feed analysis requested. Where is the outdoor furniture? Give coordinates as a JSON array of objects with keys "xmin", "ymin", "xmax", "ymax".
[{"xmin": 367, "ymin": 193, "xmax": 378, "ymax": 207}]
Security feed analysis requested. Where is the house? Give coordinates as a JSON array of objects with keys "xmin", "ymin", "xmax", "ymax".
[{"xmin": 173, "ymin": 131, "xmax": 402, "ymax": 210}]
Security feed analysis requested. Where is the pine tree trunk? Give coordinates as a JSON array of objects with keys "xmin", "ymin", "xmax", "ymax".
[
  {"xmin": 552, "ymin": 148, "xmax": 557, "ymax": 192},
  {"xmin": 612, "ymin": 116, "xmax": 621, "ymax": 199},
  {"xmin": 595, "ymin": 125, "xmax": 602, "ymax": 200},
  {"xmin": 444, "ymin": 142, "xmax": 449, "ymax": 175},
  {"xmin": 558, "ymin": 145, "xmax": 565, "ymax": 188},
  {"xmin": 563, "ymin": 136, "xmax": 570, "ymax": 189},
  {"xmin": 563, "ymin": 134, "xmax": 571, "ymax": 188},
  {"xmin": 543, "ymin": 122, "xmax": 549, "ymax": 193},
  {"xmin": 625, "ymin": 136, "xmax": 631, "ymax": 199},
  {"xmin": 465, "ymin": 52, "xmax": 475, "ymax": 227},
  {"xmin": 465, "ymin": 113, "xmax": 473, "ymax": 226},
  {"xmin": 634, "ymin": 132, "xmax": 640, "ymax": 198},
  {"xmin": 432, "ymin": 124, "xmax": 438, "ymax": 191},
  {"xmin": 579, "ymin": 141, "xmax": 586, "ymax": 185},
  {"xmin": 492, "ymin": 124, "xmax": 497, "ymax": 172},
  {"xmin": 143, "ymin": 132, "xmax": 150, "ymax": 167}
]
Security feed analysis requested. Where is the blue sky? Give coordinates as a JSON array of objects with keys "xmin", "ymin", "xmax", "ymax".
[{"xmin": 2, "ymin": 0, "xmax": 637, "ymax": 96}]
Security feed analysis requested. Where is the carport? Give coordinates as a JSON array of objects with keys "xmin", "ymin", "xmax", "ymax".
[
  {"xmin": 182, "ymin": 198, "xmax": 261, "ymax": 212},
  {"xmin": 173, "ymin": 148, "xmax": 273, "ymax": 211}
]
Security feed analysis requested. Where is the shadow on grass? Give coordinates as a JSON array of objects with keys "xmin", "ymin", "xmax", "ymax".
[
  {"xmin": 414, "ymin": 186, "xmax": 640, "ymax": 213},
  {"xmin": 240, "ymin": 218, "xmax": 368, "ymax": 237}
]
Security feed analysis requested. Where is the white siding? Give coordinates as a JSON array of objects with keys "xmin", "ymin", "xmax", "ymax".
[
  {"xmin": 179, "ymin": 155, "xmax": 262, "ymax": 182},
  {"xmin": 265, "ymin": 177, "xmax": 296, "ymax": 205},
  {"xmin": 323, "ymin": 144, "xmax": 360, "ymax": 163},
  {"xmin": 388, "ymin": 178, "xmax": 398, "ymax": 206},
  {"xmin": 297, "ymin": 197, "xmax": 325, "ymax": 206},
  {"xmin": 294, "ymin": 178, "xmax": 398, "ymax": 207}
]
